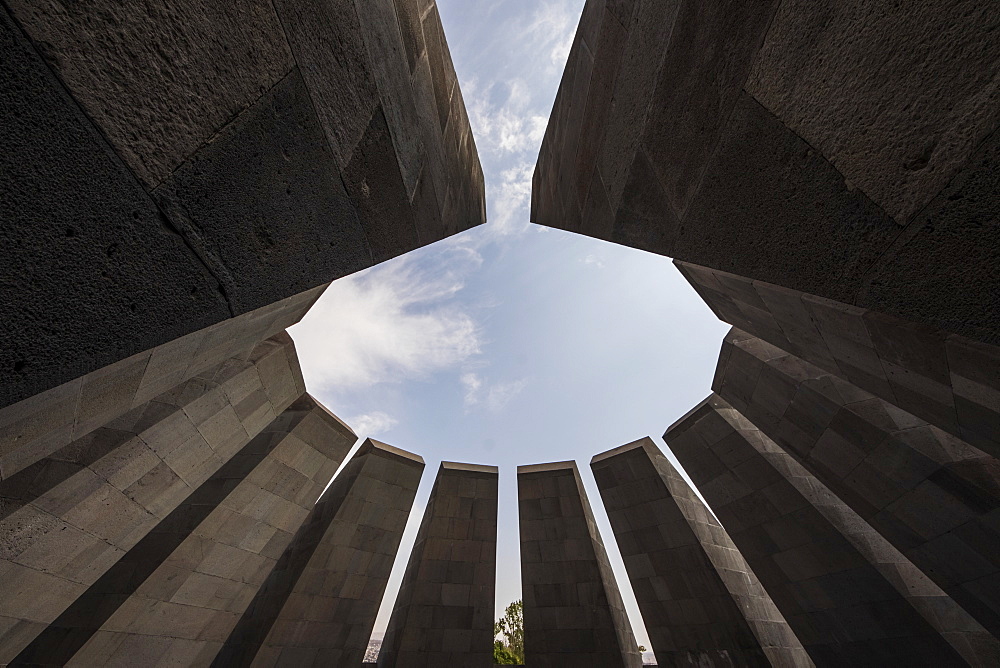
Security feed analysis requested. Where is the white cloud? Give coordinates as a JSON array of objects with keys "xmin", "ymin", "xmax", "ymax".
[
  {"xmin": 348, "ymin": 411, "xmax": 398, "ymax": 437},
  {"xmin": 461, "ymin": 372, "xmax": 528, "ymax": 412},
  {"xmin": 581, "ymin": 254, "xmax": 606, "ymax": 269},
  {"xmin": 289, "ymin": 249, "xmax": 482, "ymax": 393}
]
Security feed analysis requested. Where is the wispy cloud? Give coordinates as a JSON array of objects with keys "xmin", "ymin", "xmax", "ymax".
[
  {"xmin": 348, "ymin": 411, "xmax": 398, "ymax": 437},
  {"xmin": 580, "ymin": 254, "xmax": 606, "ymax": 269},
  {"xmin": 290, "ymin": 248, "xmax": 482, "ymax": 393},
  {"xmin": 461, "ymin": 372, "xmax": 529, "ymax": 412}
]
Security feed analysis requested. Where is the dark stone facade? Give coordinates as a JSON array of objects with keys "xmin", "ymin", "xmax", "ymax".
[
  {"xmin": 715, "ymin": 328, "xmax": 1000, "ymax": 643},
  {"xmin": 217, "ymin": 439, "xmax": 424, "ymax": 666},
  {"xmin": 531, "ymin": 0, "xmax": 1000, "ymax": 346},
  {"xmin": 665, "ymin": 397, "xmax": 985, "ymax": 666},
  {"xmin": 592, "ymin": 437, "xmax": 811, "ymax": 667},
  {"xmin": 518, "ymin": 461, "xmax": 642, "ymax": 668},
  {"xmin": 378, "ymin": 462, "xmax": 499, "ymax": 667},
  {"xmin": 0, "ymin": 0, "xmax": 484, "ymax": 411}
]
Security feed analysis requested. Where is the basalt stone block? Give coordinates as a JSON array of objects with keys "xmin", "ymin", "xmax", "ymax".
[
  {"xmin": 0, "ymin": 6, "xmax": 230, "ymax": 410},
  {"xmin": 378, "ymin": 462, "xmax": 498, "ymax": 667},
  {"xmin": 665, "ymin": 397, "xmax": 979, "ymax": 667},
  {"xmin": 592, "ymin": 438, "xmax": 812, "ymax": 668},
  {"xmin": 746, "ymin": 0, "xmax": 1000, "ymax": 225},
  {"xmin": 677, "ymin": 261, "xmax": 1000, "ymax": 458},
  {"xmin": 0, "ymin": 334, "xmax": 303, "ymax": 664},
  {"xmin": 216, "ymin": 439, "xmax": 423, "ymax": 667},
  {"xmin": 152, "ymin": 69, "xmax": 371, "ymax": 317},
  {"xmin": 715, "ymin": 328, "xmax": 1000, "ymax": 650},
  {"xmin": 518, "ymin": 461, "xmax": 641, "ymax": 668},
  {"xmin": 19, "ymin": 396, "xmax": 356, "ymax": 667},
  {"xmin": 5, "ymin": 0, "xmax": 294, "ymax": 187}
]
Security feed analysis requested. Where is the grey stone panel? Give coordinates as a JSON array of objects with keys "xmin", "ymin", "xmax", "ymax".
[
  {"xmin": 216, "ymin": 439, "xmax": 423, "ymax": 667},
  {"xmin": 2, "ymin": 0, "xmax": 484, "ymax": 413},
  {"xmin": 0, "ymin": 334, "xmax": 303, "ymax": 663},
  {"xmin": 665, "ymin": 398, "xmax": 971, "ymax": 667},
  {"xmin": 152, "ymin": 69, "xmax": 371, "ymax": 317},
  {"xmin": 378, "ymin": 462, "xmax": 498, "ymax": 667},
  {"xmin": 0, "ymin": 288, "xmax": 321, "ymax": 483},
  {"xmin": 715, "ymin": 329, "xmax": 1000, "ymax": 650},
  {"xmin": 592, "ymin": 438, "xmax": 812, "ymax": 668},
  {"xmin": 5, "ymin": 0, "xmax": 294, "ymax": 188},
  {"xmin": 518, "ymin": 461, "xmax": 642, "ymax": 668},
  {"xmin": 0, "ymin": 6, "xmax": 230, "ymax": 411},
  {"xmin": 745, "ymin": 1, "xmax": 1000, "ymax": 226},
  {"xmin": 676, "ymin": 261, "xmax": 1000, "ymax": 459},
  {"xmin": 35, "ymin": 396, "xmax": 356, "ymax": 666},
  {"xmin": 531, "ymin": 0, "xmax": 1000, "ymax": 344}
]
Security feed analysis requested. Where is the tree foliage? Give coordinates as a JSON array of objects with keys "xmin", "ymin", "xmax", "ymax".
[{"xmin": 494, "ymin": 600, "xmax": 524, "ymax": 664}]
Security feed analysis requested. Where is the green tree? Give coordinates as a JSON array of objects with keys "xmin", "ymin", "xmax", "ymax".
[{"xmin": 494, "ymin": 600, "xmax": 524, "ymax": 664}]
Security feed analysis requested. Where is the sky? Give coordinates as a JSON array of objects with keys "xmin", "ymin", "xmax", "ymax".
[{"xmin": 288, "ymin": 0, "xmax": 731, "ymax": 656}]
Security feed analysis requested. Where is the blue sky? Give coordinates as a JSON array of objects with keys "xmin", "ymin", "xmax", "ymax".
[{"xmin": 288, "ymin": 0, "xmax": 730, "ymax": 654}]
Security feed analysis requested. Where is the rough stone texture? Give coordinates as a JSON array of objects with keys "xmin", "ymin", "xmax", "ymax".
[
  {"xmin": 1, "ymin": 0, "xmax": 484, "ymax": 412},
  {"xmin": 676, "ymin": 261, "xmax": 1000, "ymax": 459},
  {"xmin": 0, "ymin": 286, "xmax": 322, "ymax": 483},
  {"xmin": 0, "ymin": 334, "xmax": 304, "ymax": 663},
  {"xmin": 378, "ymin": 462, "xmax": 498, "ymax": 667},
  {"xmin": 592, "ymin": 438, "xmax": 812, "ymax": 668},
  {"xmin": 745, "ymin": 0, "xmax": 1000, "ymax": 226},
  {"xmin": 715, "ymin": 328, "xmax": 1000, "ymax": 649},
  {"xmin": 11, "ymin": 395, "xmax": 354, "ymax": 666},
  {"xmin": 216, "ymin": 439, "xmax": 423, "ymax": 667},
  {"xmin": 152, "ymin": 70, "xmax": 370, "ymax": 317},
  {"xmin": 531, "ymin": 0, "xmax": 1000, "ymax": 344},
  {"xmin": 665, "ymin": 397, "xmax": 973, "ymax": 667},
  {"xmin": 4, "ymin": 0, "xmax": 294, "ymax": 188},
  {"xmin": 518, "ymin": 461, "xmax": 642, "ymax": 668}
]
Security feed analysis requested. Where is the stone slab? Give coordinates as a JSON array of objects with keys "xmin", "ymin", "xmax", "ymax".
[
  {"xmin": 592, "ymin": 437, "xmax": 812, "ymax": 667},
  {"xmin": 378, "ymin": 462, "xmax": 498, "ymax": 666},
  {"xmin": 518, "ymin": 461, "xmax": 641, "ymax": 668}
]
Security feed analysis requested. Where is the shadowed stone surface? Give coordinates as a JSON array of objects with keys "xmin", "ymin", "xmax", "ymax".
[
  {"xmin": 592, "ymin": 438, "xmax": 812, "ymax": 668},
  {"xmin": 531, "ymin": 0, "xmax": 1000, "ymax": 344},
  {"xmin": 677, "ymin": 261, "xmax": 1000, "ymax": 459},
  {"xmin": 215, "ymin": 439, "xmax": 423, "ymax": 667},
  {"xmin": 0, "ymin": 334, "xmax": 304, "ymax": 663},
  {"xmin": 518, "ymin": 461, "xmax": 641, "ymax": 668},
  {"xmin": 665, "ymin": 397, "xmax": 973, "ymax": 667},
  {"xmin": 378, "ymin": 462, "xmax": 498, "ymax": 667},
  {"xmin": 714, "ymin": 328, "xmax": 1000, "ymax": 649},
  {"xmin": 11, "ymin": 395, "xmax": 354, "ymax": 666},
  {"xmin": 1, "ymin": 0, "xmax": 484, "ymax": 412}
]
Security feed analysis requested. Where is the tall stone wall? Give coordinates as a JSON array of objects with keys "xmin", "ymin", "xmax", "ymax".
[
  {"xmin": 0, "ymin": 0, "xmax": 484, "ymax": 411},
  {"xmin": 665, "ymin": 397, "xmax": 976, "ymax": 666},
  {"xmin": 531, "ymin": 0, "xmax": 1000, "ymax": 345},
  {"xmin": 517, "ymin": 461, "xmax": 642, "ymax": 668},
  {"xmin": 0, "ymin": 333, "xmax": 304, "ymax": 663},
  {"xmin": 11, "ymin": 396, "xmax": 356, "ymax": 666},
  {"xmin": 378, "ymin": 462, "xmax": 499, "ymax": 667},
  {"xmin": 592, "ymin": 438, "xmax": 811, "ymax": 668},
  {"xmin": 714, "ymin": 328, "xmax": 1000, "ymax": 642},
  {"xmin": 216, "ymin": 439, "xmax": 423, "ymax": 666},
  {"xmin": 678, "ymin": 262, "xmax": 1000, "ymax": 458}
]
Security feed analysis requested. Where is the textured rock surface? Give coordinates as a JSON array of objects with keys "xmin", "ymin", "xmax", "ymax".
[
  {"xmin": 532, "ymin": 0, "xmax": 1000, "ymax": 344},
  {"xmin": 12, "ymin": 396, "xmax": 355, "ymax": 666},
  {"xmin": 518, "ymin": 461, "xmax": 641, "ymax": 668},
  {"xmin": 378, "ymin": 462, "xmax": 498, "ymax": 667},
  {"xmin": 1, "ymin": 0, "xmax": 484, "ymax": 412},
  {"xmin": 715, "ymin": 328, "xmax": 1000, "ymax": 649},
  {"xmin": 0, "ymin": 335, "xmax": 304, "ymax": 663},
  {"xmin": 216, "ymin": 439, "xmax": 423, "ymax": 666},
  {"xmin": 666, "ymin": 397, "xmax": 974, "ymax": 666},
  {"xmin": 592, "ymin": 438, "xmax": 812, "ymax": 668},
  {"xmin": 677, "ymin": 261, "xmax": 1000, "ymax": 458}
]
